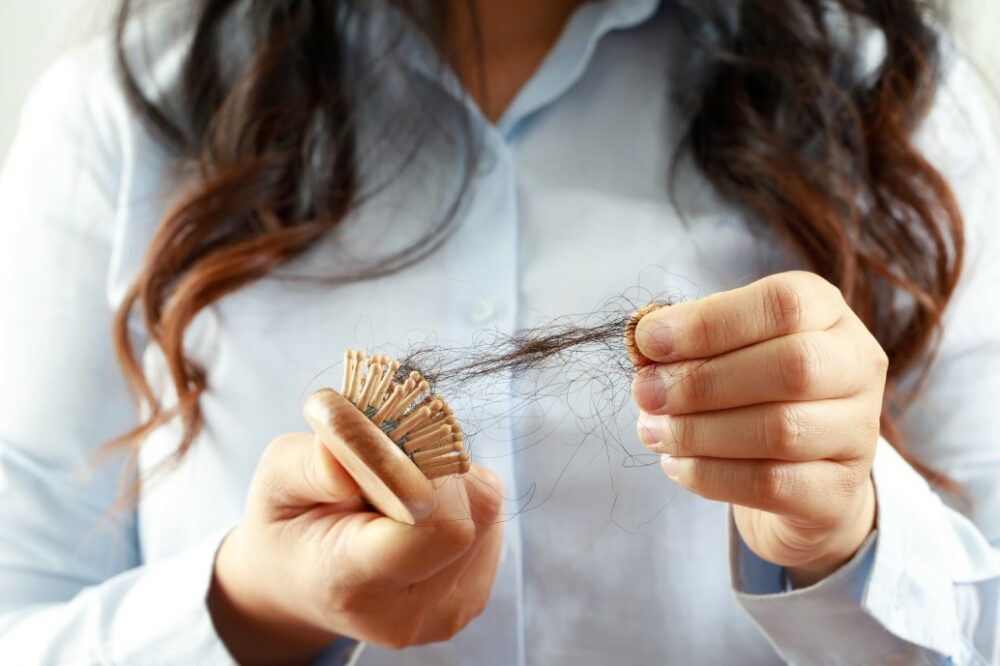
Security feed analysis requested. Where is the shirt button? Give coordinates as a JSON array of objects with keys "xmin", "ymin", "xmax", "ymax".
[
  {"xmin": 467, "ymin": 298, "xmax": 497, "ymax": 324},
  {"xmin": 476, "ymin": 149, "xmax": 498, "ymax": 175}
]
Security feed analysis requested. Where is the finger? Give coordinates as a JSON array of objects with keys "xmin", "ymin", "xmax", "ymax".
[
  {"xmin": 412, "ymin": 497, "xmax": 504, "ymax": 645},
  {"xmin": 634, "ymin": 271, "xmax": 845, "ymax": 362},
  {"xmin": 254, "ymin": 432, "xmax": 362, "ymax": 512},
  {"xmin": 462, "ymin": 465, "xmax": 505, "ymax": 526},
  {"xmin": 637, "ymin": 399, "xmax": 879, "ymax": 461},
  {"xmin": 632, "ymin": 321, "xmax": 878, "ymax": 415},
  {"xmin": 662, "ymin": 456, "xmax": 867, "ymax": 523},
  {"xmin": 353, "ymin": 465, "xmax": 502, "ymax": 585}
]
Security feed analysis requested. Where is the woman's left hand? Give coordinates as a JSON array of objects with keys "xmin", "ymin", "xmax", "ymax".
[{"xmin": 631, "ymin": 271, "xmax": 884, "ymax": 587}]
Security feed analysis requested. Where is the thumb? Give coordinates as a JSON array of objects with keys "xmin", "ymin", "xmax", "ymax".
[{"xmin": 252, "ymin": 432, "xmax": 361, "ymax": 514}]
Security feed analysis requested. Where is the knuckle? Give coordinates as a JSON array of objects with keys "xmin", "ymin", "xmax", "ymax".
[
  {"xmin": 689, "ymin": 308, "xmax": 720, "ymax": 357},
  {"xmin": 253, "ymin": 460, "xmax": 287, "ymax": 503},
  {"xmin": 382, "ymin": 637, "xmax": 409, "ymax": 651},
  {"xmin": 779, "ymin": 336, "xmax": 823, "ymax": 395},
  {"xmin": 299, "ymin": 445, "xmax": 330, "ymax": 500},
  {"xmin": 257, "ymin": 438, "xmax": 286, "ymax": 473},
  {"xmin": 472, "ymin": 466, "xmax": 503, "ymax": 494},
  {"xmin": 322, "ymin": 561, "xmax": 385, "ymax": 615},
  {"xmin": 754, "ymin": 464, "xmax": 794, "ymax": 505},
  {"xmin": 669, "ymin": 415, "xmax": 697, "ymax": 455},
  {"xmin": 815, "ymin": 273, "xmax": 846, "ymax": 304},
  {"xmin": 871, "ymin": 344, "xmax": 890, "ymax": 376},
  {"xmin": 383, "ymin": 613, "xmax": 423, "ymax": 650},
  {"xmin": 467, "ymin": 479, "xmax": 503, "ymax": 522},
  {"xmin": 446, "ymin": 607, "xmax": 474, "ymax": 639},
  {"xmin": 416, "ymin": 599, "xmax": 479, "ymax": 645},
  {"xmin": 401, "ymin": 616, "xmax": 425, "ymax": 647},
  {"xmin": 762, "ymin": 275, "xmax": 804, "ymax": 334},
  {"xmin": 327, "ymin": 584, "xmax": 367, "ymax": 615},
  {"xmin": 263, "ymin": 432, "xmax": 293, "ymax": 453},
  {"xmin": 261, "ymin": 432, "xmax": 300, "ymax": 465},
  {"xmin": 678, "ymin": 362, "xmax": 715, "ymax": 409},
  {"xmin": 470, "ymin": 592, "xmax": 490, "ymax": 621},
  {"xmin": 254, "ymin": 434, "xmax": 300, "ymax": 493},
  {"xmin": 762, "ymin": 404, "xmax": 804, "ymax": 458},
  {"xmin": 434, "ymin": 518, "xmax": 477, "ymax": 555},
  {"xmin": 254, "ymin": 465, "xmax": 283, "ymax": 500},
  {"xmin": 863, "ymin": 409, "xmax": 882, "ymax": 445},
  {"xmin": 837, "ymin": 459, "xmax": 869, "ymax": 497},
  {"xmin": 688, "ymin": 298, "xmax": 740, "ymax": 358}
]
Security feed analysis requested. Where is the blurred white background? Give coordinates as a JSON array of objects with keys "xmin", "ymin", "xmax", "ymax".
[{"xmin": 1, "ymin": 0, "xmax": 999, "ymax": 161}]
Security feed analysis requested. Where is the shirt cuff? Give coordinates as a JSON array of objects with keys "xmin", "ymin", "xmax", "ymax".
[
  {"xmin": 729, "ymin": 438, "xmax": 971, "ymax": 664},
  {"xmin": 314, "ymin": 637, "xmax": 365, "ymax": 665},
  {"xmin": 149, "ymin": 530, "xmax": 364, "ymax": 666},
  {"xmin": 120, "ymin": 526, "xmax": 364, "ymax": 666},
  {"xmin": 102, "ymin": 526, "xmax": 237, "ymax": 664}
]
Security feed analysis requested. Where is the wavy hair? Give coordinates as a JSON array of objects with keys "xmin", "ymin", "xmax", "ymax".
[{"xmin": 109, "ymin": 0, "xmax": 963, "ymax": 490}]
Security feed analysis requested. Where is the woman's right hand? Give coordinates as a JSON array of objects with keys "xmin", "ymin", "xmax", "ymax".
[{"xmin": 207, "ymin": 431, "xmax": 504, "ymax": 664}]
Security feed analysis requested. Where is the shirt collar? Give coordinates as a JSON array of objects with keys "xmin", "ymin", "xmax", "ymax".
[
  {"xmin": 362, "ymin": 0, "xmax": 663, "ymax": 138},
  {"xmin": 496, "ymin": 0, "xmax": 663, "ymax": 136}
]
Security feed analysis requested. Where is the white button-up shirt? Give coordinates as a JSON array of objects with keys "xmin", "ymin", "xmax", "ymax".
[{"xmin": 1, "ymin": 1, "xmax": 999, "ymax": 664}]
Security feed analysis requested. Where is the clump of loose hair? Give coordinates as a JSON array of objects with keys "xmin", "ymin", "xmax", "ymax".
[{"xmin": 395, "ymin": 309, "xmax": 658, "ymax": 390}]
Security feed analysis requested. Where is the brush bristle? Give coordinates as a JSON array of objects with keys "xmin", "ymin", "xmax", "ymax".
[{"xmin": 341, "ymin": 349, "xmax": 469, "ymax": 478}]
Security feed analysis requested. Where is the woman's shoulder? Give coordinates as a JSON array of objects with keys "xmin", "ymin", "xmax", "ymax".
[
  {"xmin": 18, "ymin": 36, "xmax": 128, "ymax": 163},
  {"xmin": 7, "ymin": 20, "xmax": 189, "ymax": 297},
  {"xmin": 920, "ymin": 32, "xmax": 1000, "ymax": 267},
  {"xmin": 19, "ymin": 8, "xmax": 190, "ymax": 186},
  {"xmin": 920, "ymin": 32, "xmax": 999, "ymax": 176}
]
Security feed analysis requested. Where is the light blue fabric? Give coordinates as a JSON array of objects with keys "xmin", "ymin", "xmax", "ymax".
[{"xmin": 1, "ymin": 1, "xmax": 999, "ymax": 664}]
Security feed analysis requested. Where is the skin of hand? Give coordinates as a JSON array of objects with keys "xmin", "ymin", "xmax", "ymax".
[
  {"xmin": 631, "ymin": 271, "xmax": 883, "ymax": 587},
  {"xmin": 207, "ymin": 432, "xmax": 504, "ymax": 664}
]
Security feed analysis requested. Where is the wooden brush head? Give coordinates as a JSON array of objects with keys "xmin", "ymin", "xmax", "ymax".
[{"xmin": 303, "ymin": 350, "xmax": 470, "ymax": 525}]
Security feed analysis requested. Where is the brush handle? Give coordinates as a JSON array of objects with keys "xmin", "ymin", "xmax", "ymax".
[{"xmin": 303, "ymin": 388, "xmax": 436, "ymax": 525}]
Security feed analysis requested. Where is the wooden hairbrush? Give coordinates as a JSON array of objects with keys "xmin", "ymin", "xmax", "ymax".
[{"xmin": 303, "ymin": 350, "xmax": 470, "ymax": 525}]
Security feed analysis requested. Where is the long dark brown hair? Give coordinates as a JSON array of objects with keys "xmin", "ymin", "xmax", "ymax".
[{"xmin": 108, "ymin": 0, "xmax": 963, "ymax": 489}]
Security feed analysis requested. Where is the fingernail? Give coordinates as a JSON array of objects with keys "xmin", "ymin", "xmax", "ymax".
[
  {"xmin": 660, "ymin": 455, "xmax": 680, "ymax": 480},
  {"xmin": 635, "ymin": 315, "xmax": 675, "ymax": 361},
  {"xmin": 631, "ymin": 367, "xmax": 668, "ymax": 414},
  {"xmin": 637, "ymin": 412, "xmax": 664, "ymax": 446}
]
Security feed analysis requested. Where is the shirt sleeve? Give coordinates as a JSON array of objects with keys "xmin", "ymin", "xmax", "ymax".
[
  {"xmin": 0, "ymin": 44, "xmax": 239, "ymax": 664},
  {"xmin": 728, "ymin": 39, "xmax": 1000, "ymax": 666}
]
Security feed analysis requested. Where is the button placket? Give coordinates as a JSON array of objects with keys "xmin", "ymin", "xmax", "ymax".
[{"xmin": 476, "ymin": 148, "xmax": 499, "ymax": 176}]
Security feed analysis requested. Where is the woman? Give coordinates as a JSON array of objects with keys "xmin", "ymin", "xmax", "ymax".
[{"xmin": 0, "ymin": 0, "xmax": 997, "ymax": 663}]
